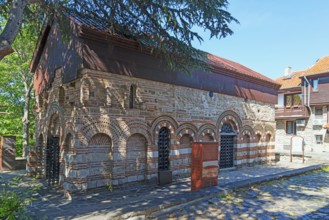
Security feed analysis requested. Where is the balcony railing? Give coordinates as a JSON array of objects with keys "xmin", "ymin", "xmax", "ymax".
[{"xmin": 275, "ymin": 105, "xmax": 310, "ymax": 119}]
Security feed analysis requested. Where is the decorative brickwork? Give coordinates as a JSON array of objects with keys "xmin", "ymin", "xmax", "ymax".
[
  {"xmin": 241, "ymin": 125, "xmax": 254, "ymax": 138},
  {"xmin": 253, "ymin": 124, "xmax": 265, "ymax": 140},
  {"xmin": 176, "ymin": 123, "xmax": 198, "ymax": 144},
  {"xmin": 125, "ymin": 134, "xmax": 147, "ymax": 182},
  {"xmin": 197, "ymin": 124, "xmax": 217, "ymax": 142},
  {"xmin": 217, "ymin": 110, "xmax": 242, "ymax": 133},
  {"xmin": 86, "ymin": 133, "xmax": 112, "ymax": 189},
  {"xmin": 264, "ymin": 124, "xmax": 275, "ymax": 140},
  {"xmin": 31, "ymin": 69, "xmax": 277, "ymax": 192}
]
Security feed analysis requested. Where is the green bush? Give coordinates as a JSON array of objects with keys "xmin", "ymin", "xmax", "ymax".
[{"xmin": 0, "ymin": 175, "xmax": 41, "ymax": 219}]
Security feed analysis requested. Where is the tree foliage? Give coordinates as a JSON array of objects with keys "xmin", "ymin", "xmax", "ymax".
[
  {"xmin": 0, "ymin": 0, "xmax": 238, "ymax": 72},
  {"xmin": 0, "ymin": 1, "xmax": 237, "ymax": 155},
  {"xmin": 0, "ymin": 22, "xmax": 37, "ymax": 156}
]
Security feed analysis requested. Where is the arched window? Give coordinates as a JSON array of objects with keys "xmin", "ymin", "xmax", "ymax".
[
  {"xmin": 58, "ymin": 87, "xmax": 65, "ymax": 106},
  {"xmin": 256, "ymin": 133, "xmax": 262, "ymax": 142},
  {"xmin": 106, "ymin": 87, "xmax": 111, "ymax": 105},
  {"xmin": 80, "ymin": 80, "xmax": 90, "ymax": 104},
  {"xmin": 129, "ymin": 84, "xmax": 137, "ymax": 109},
  {"xmin": 221, "ymin": 123, "xmax": 234, "ymax": 133}
]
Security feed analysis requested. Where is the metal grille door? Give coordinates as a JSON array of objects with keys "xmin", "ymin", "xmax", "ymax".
[
  {"xmin": 220, "ymin": 135, "xmax": 234, "ymax": 169},
  {"xmin": 46, "ymin": 136, "xmax": 60, "ymax": 186},
  {"xmin": 158, "ymin": 127, "xmax": 170, "ymax": 171},
  {"xmin": 36, "ymin": 141, "xmax": 43, "ymax": 176}
]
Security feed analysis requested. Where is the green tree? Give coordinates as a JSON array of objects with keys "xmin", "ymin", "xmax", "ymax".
[
  {"xmin": 0, "ymin": 0, "xmax": 238, "ymax": 72},
  {"xmin": 0, "ymin": 1, "xmax": 237, "ymax": 156},
  {"xmin": 0, "ymin": 23, "xmax": 37, "ymax": 157}
]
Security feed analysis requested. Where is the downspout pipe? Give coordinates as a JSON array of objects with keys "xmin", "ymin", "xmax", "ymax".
[
  {"xmin": 303, "ymin": 76, "xmax": 312, "ymax": 114},
  {"xmin": 327, "ymin": 105, "xmax": 329, "ymax": 127}
]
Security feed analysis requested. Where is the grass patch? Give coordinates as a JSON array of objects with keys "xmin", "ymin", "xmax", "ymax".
[
  {"xmin": 321, "ymin": 166, "xmax": 329, "ymax": 172},
  {"xmin": 217, "ymin": 193, "xmax": 234, "ymax": 200}
]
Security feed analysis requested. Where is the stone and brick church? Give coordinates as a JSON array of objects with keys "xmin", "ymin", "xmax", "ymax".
[{"xmin": 28, "ymin": 17, "xmax": 280, "ymax": 192}]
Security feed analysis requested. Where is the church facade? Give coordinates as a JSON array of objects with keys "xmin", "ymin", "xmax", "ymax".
[{"xmin": 28, "ymin": 18, "xmax": 280, "ymax": 192}]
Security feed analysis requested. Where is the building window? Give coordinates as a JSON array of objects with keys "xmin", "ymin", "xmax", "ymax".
[
  {"xmin": 286, "ymin": 121, "xmax": 296, "ymax": 135},
  {"xmin": 285, "ymin": 94, "xmax": 301, "ymax": 108},
  {"xmin": 285, "ymin": 95, "xmax": 292, "ymax": 107},
  {"xmin": 129, "ymin": 84, "xmax": 136, "ymax": 109},
  {"xmin": 313, "ymin": 78, "xmax": 319, "ymax": 91},
  {"xmin": 58, "ymin": 87, "xmax": 65, "ymax": 106},
  {"xmin": 315, "ymin": 107, "xmax": 323, "ymax": 119},
  {"xmin": 315, "ymin": 135, "xmax": 323, "ymax": 144}
]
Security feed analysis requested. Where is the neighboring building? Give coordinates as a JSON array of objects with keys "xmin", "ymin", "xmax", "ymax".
[
  {"xmin": 28, "ymin": 18, "xmax": 280, "ymax": 192},
  {"xmin": 275, "ymin": 57, "xmax": 329, "ymax": 153}
]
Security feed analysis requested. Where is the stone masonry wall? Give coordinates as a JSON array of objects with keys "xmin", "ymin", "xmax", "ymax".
[
  {"xmin": 276, "ymin": 106, "xmax": 329, "ymax": 153},
  {"xmin": 32, "ymin": 69, "xmax": 276, "ymax": 192}
]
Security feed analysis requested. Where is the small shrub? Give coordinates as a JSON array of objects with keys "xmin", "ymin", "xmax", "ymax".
[
  {"xmin": 0, "ymin": 175, "xmax": 41, "ymax": 219},
  {"xmin": 321, "ymin": 166, "xmax": 329, "ymax": 172}
]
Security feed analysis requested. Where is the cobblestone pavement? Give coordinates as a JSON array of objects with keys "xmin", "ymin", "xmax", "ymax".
[
  {"xmin": 158, "ymin": 169, "xmax": 329, "ymax": 220},
  {"xmin": 0, "ymin": 157, "xmax": 327, "ymax": 219}
]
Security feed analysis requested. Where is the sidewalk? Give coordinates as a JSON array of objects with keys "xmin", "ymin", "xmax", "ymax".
[{"xmin": 1, "ymin": 157, "xmax": 328, "ymax": 220}]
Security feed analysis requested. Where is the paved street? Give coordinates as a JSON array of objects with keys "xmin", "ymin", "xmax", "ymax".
[
  {"xmin": 157, "ymin": 168, "xmax": 329, "ymax": 220},
  {"xmin": 0, "ymin": 157, "xmax": 328, "ymax": 219}
]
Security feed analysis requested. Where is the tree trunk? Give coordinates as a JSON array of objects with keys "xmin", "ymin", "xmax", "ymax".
[
  {"xmin": 0, "ymin": 0, "xmax": 27, "ymax": 60},
  {"xmin": 22, "ymin": 84, "xmax": 32, "ymax": 158}
]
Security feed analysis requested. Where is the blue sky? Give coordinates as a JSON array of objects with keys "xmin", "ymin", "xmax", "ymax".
[{"xmin": 192, "ymin": 0, "xmax": 329, "ymax": 80}]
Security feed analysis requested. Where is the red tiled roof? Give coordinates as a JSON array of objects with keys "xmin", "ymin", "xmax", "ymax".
[
  {"xmin": 208, "ymin": 55, "xmax": 279, "ymax": 85},
  {"xmin": 324, "ymin": 123, "xmax": 329, "ymax": 129},
  {"xmin": 276, "ymin": 56, "xmax": 329, "ymax": 89},
  {"xmin": 276, "ymin": 70, "xmax": 304, "ymax": 89},
  {"xmin": 304, "ymin": 56, "xmax": 329, "ymax": 75}
]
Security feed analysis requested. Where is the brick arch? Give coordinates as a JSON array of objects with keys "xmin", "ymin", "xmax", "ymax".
[
  {"xmin": 118, "ymin": 119, "xmax": 152, "ymax": 145},
  {"xmin": 265, "ymin": 133, "xmax": 273, "ymax": 142},
  {"xmin": 125, "ymin": 133, "xmax": 148, "ymax": 182},
  {"xmin": 89, "ymin": 133, "xmax": 112, "ymax": 145},
  {"xmin": 176, "ymin": 123, "xmax": 198, "ymax": 144},
  {"xmin": 62, "ymin": 123, "xmax": 75, "ymax": 144},
  {"xmin": 253, "ymin": 124, "xmax": 265, "ymax": 141},
  {"xmin": 87, "ymin": 133, "xmax": 113, "ymax": 189},
  {"xmin": 198, "ymin": 124, "xmax": 217, "ymax": 142},
  {"xmin": 264, "ymin": 124, "xmax": 275, "ymax": 140},
  {"xmin": 240, "ymin": 125, "xmax": 255, "ymax": 140},
  {"xmin": 151, "ymin": 115, "xmax": 178, "ymax": 145},
  {"xmin": 62, "ymin": 132, "xmax": 74, "ymax": 152},
  {"xmin": 78, "ymin": 119, "xmax": 121, "ymax": 146},
  {"xmin": 44, "ymin": 102, "xmax": 65, "ymax": 141},
  {"xmin": 151, "ymin": 115, "xmax": 178, "ymax": 132},
  {"xmin": 217, "ymin": 110, "xmax": 242, "ymax": 133}
]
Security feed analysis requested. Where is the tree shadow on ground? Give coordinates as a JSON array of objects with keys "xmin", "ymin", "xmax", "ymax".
[{"xmin": 2, "ymin": 166, "xmax": 328, "ymax": 219}]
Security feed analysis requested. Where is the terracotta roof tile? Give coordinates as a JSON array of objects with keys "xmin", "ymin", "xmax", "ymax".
[
  {"xmin": 303, "ymin": 56, "xmax": 329, "ymax": 75},
  {"xmin": 276, "ymin": 56, "xmax": 329, "ymax": 89},
  {"xmin": 276, "ymin": 70, "xmax": 304, "ymax": 89}
]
